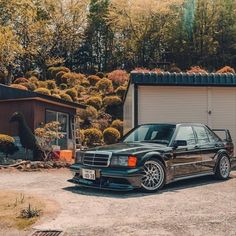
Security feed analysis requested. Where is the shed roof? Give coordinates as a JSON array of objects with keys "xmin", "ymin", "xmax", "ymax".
[
  {"xmin": 130, "ymin": 72, "xmax": 236, "ymax": 86},
  {"xmin": 0, "ymin": 84, "xmax": 86, "ymax": 109}
]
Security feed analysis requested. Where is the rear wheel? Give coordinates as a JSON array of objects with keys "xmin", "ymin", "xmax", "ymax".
[
  {"xmin": 141, "ymin": 160, "xmax": 166, "ymax": 192},
  {"xmin": 215, "ymin": 155, "xmax": 231, "ymax": 180}
]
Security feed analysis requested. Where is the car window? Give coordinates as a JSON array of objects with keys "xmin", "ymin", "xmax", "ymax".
[
  {"xmin": 206, "ymin": 128, "xmax": 221, "ymax": 142},
  {"xmin": 175, "ymin": 126, "xmax": 196, "ymax": 145},
  {"xmin": 194, "ymin": 126, "xmax": 210, "ymax": 144}
]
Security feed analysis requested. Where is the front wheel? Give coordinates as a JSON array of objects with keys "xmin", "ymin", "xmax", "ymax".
[
  {"xmin": 215, "ymin": 155, "xmax": 231, "ymax": 180},
  {"xmin": 141, "ymin": 160, "xmax": 166, "ymax": 192}
]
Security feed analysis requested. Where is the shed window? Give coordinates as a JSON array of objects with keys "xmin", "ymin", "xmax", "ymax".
[{"xmin": 46, "ymin": 110, "xmax": 69, "ymax": 149}]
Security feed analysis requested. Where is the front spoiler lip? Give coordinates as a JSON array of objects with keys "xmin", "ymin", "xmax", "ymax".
[{"xmin": 69, "ymin": 163, "xmax": 143, "ymax": 191}]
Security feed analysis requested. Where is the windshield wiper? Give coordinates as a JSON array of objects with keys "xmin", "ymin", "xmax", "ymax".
[{"xmin": 140, "ymin": 140, "xmax": 169, "ymax": 145}]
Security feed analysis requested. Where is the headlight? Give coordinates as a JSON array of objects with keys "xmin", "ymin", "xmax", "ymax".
[
  {"xmin": 110, "ymin": 155, "xmax": 137, "ymax": 167},
  {"xmin": 75, "ymin": 151, "xmax": 83, "ymax": 163}
]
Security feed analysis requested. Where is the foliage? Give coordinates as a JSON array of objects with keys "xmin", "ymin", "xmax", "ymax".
[
  {"xmin": 14, "ymin": 78, "xmax": 29, "ymax": 84},
  {"xmin": 111, "ymin": 119, "xmax": 123, "ymax": 135},
  {"xmin": 103, "ymin": 127, "xmax": 120, "ymax": 144},
  {"xmin": 87, "ymin": 75, "xmax": 101, "ymax": 86},
  {"xmin": 60, "ymin": 72, "xmax": 85, "ymax": 86},
  {"xmin": 60, "ymin": 93, "xmax": 73, "ymax": 102},
  {"xmin": 108, "ymin": 70, "xmax": 129, "ymax": 87},
  {"xmin": 103, "ymin": 96, "xmax": 122, "ymax": 107},
  {"xmin": 48, "ymin": 67, "xmax": 70, "ymax": 80},
  {"xmin": 78, "ymin": 106, "xmax": 98, "ymax": 121},
  {"xmin": 20, "ymin": 204, "xmax": 41, "ymax": 219},
  {"xmin": 20, "ymin": 82, "xmax": 37, "ymax": 91},
  {"xmin": 187, "ymin": 66, "xmax": 208, "ymax": 74},
  {"xmin": 83, "ymin": 128, "xmax": 103, "ymax": 146},
  {"xmin": 216, "ymin": 66, "xmax": 235, "ymax": 74},
  {"xmin": 115, "ymin": 86, "xmax": 127, "ymax": 99},
  {"xmin": 46, "ymin": 80, "xmax": 57, "ymax": 90},
  {"xmin": 25, "ymin": 71, "xmax": 39, "ymax": 79},
  {"xmin": 96, "ymin": 78, "xmax": 113, "ymax": 94},
  {"xmin": 65, "ymin": 88, "xmax": 77, "ymax": 101},
  {"xmin": 35, "ymin": 121, "xmax": 64, "ymax": 160},
  {"xmin": 10, "ymin": 84, "xmax": 28, "ymax": 90},
  {"xmin": 0, "ymin": 134, "xmax": 18, "ymax": 157},
  {"xmin": 37, "ymin": 81, "xmax": 47, "ymax": 88},
  {"xmin": 86, "ymin": 96, "xmax": 103, "ymax": 110},
  {"xmin": 96, "ymin": 72, "xmax": 105, "ymax": 78},
  {"xmin": 59, "ymin": 83, "xmax": 68, "ymax": 90},
  {"xmin": 34, "ymin": 88, "xmax": 51, "ymax": 96}
]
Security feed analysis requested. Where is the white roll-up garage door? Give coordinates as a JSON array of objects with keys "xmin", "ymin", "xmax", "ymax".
[{"xmin": 138, "ymin": 86, "xmax": 209, "ymax": 125}]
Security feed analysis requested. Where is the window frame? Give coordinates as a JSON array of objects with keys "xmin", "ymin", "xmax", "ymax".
[
  {"xmin": 173, "ymin": 125, "xmax": 197, "ymax": 146},
  {"xmin": 193, "ymin": 125, "xmax": 210, "ymax": 145}
]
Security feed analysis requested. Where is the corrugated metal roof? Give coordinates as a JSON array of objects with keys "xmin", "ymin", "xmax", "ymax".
[
  {"xmin": 0, "ymin": 84, "xmax": 86, "ymax": 109},
  {"xmin": 130, "ymin": 72, "xmax": 236, "ymax": 86}
]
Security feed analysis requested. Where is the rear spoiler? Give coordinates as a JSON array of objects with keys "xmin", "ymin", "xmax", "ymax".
[{"xmin": 212, "ymin": 129, "xmax": 232, "ymax": 142}]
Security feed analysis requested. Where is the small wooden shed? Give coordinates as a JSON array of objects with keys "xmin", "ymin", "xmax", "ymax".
[{"xmin": 0, "ymin": 84, "xmax": 85, "ymax": 151}]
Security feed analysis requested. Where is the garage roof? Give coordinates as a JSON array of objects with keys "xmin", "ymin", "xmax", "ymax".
[{"xmin": 130, "ymin": 72, "xmax": 236, "ymax": 86}]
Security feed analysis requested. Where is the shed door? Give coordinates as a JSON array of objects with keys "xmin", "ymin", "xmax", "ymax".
[
  {"xmin": 209, "ymin": 88, "xmax": 236, "ymax": 149},
  {"xmin": 138, "ymin": 86, "xmax": 208, "ymax": 125}
]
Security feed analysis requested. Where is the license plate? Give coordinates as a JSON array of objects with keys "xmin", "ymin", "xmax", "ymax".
[{"xmin": 82, "ymin": 169, "xmax": 96, "ymax": 180}]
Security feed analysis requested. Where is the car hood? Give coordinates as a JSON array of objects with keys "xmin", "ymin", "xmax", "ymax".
[{"xmin": 86, "ymin": 142, "xmax": 172, "ymax": 155}]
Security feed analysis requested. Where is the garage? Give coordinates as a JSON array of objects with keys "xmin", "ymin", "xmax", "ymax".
[{"xmin": 123, "ymin": 72, "xmax": 236, "ymax": 148}]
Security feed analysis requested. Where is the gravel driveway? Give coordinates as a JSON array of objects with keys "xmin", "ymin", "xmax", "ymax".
[{"xmin": 0, "ymin": 169, "xmax": 236, "ymax": 236}]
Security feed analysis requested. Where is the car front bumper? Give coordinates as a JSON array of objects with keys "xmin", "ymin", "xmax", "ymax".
[{"xmin": 68, "ymin": 163, "xmax": 143, "ymax": 191}]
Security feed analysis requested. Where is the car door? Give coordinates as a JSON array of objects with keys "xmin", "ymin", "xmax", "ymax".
[
  {"xmin": 172, "ymin": 125, "xmax": 202, "ymax": 177},
  {"xmin": 193, "ymin": 125, "xmax": 223, "ymax": 173}
]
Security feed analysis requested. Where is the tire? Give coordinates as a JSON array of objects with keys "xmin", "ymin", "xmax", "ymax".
[
  {"xmin": 215, "ymin": 155, "xmax": 231, "ymax": 180},
  {"xmin": 141, "ymin": 159, "xmax": 166, "ymax": 192}
]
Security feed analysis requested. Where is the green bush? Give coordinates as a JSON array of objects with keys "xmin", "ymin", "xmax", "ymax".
[
  {"xmin": 96, "ymin": 72, "xmax": 105, "ymax": 78},
  {"xmin": 10, "ymin": 84, "xmax": 28, "ymax": 90},
  {"xmin": 46, "ymin": 80, "xmax": 57, "ymax": 89},
  {"xmin": 20, "ymin": 82, "xmax": 37, "ymax": 91},
  {"xmin": 111, "ymin": 119, "xmax": 123, "ymax": 135},
  {"xmin": 34, "ymin": 88, "xmax": 51, "ymax": 96},
  {"xmin": 87, "ymin": 75, "xmax": 100, "ymax": 86},
  {"xmin": 59, "ymin": 83, "xmax": 68, "ymax": 90},
  {"xmin": 96, "ymin": 78, "xmax": 113, "ymax": 93},
  {"xmin": 60, "ymin": 93, "xmax": 73, "ymax": 102},
  {"xmin": 103, "ymin": 96, "xmax": 122, "ymax": 107},
  {"xmin": 115, "ymin": 86, "xmax": 127, "ymax": 99},
  {"xmin": 0, "ymin": 134, "xmax": 18, "ymax": 157},
  {"xmin": 84, "ymin": 128, "xmax": 103, "ymax": 146},
  {"xmin": 103, "ymin": 127, "xmax": 120, "ymax": 145},
  {"xmin": 65, "ymin": 88, "xmax": 77, "ymax": 100},
  {"xmin": 25, "ymin": 70, "xmax": 39, "ymax": 79},
  {"xmin": 13, "ymin": 77, "xmax": 29, "ymax": 84},
  {"xmin": 86, "ymin": 96, "xmax": 102, "ymax": 110}
]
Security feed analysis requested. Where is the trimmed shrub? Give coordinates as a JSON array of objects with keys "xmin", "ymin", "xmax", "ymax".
[
  {"xmin": 10, "ymin": 84, "xmax": 28, "ymax": 90},
  {"xmin": 95, "ymin": 118, "xmax": 110, "ymax": 131},
  {"xmin": 216, "ymin": 66, "xmax": 235, "ymax": 74},
  {"xmin": 80, "ymin": 79, "xmax": 90, "ymax": 87},
  {"xmin": 111, "ymin": 119, "xmax": 123, "ymax": 135},
  {"xmin": 0, "ymin": 134, "xmax": 18, "ymax": 157},
  {"xmin": 115, "ymin": 86, "xmax": 127, "ymax": 99},
  {"xmin": 52, "ymin": 94, "xmax": 61, "ymax": 99},
  {"xmin": 76, "ymin": 129, "xmax": 85, "ymax": 144},
  {"xmin": 103, "ymin": 96, "xmax": 122, "ymax": 107},
  {"xmin": 86, "ymin": 96, "xmax": 102, "ymax": 110},
  {"xmin": 103, "ymin": 127, "xmax": 120, "ymax": 145},
  {"xmin": 28, "ymin": 76, "xmax": 39, "ymax": 87},
  {"xmin": 25, "ymin": 70, "xmax": 39, "ymax": 79},
  {"xmin": 75, "ymin": 85, "xmax": 85, "ymax": 93},
  {"xmin": 59, "ymin": 83, "xmax": 68, "ymax": 90},
  {"xmin": 48, "ymin": 66, "xmax": 70, "ymax": 80},
  {"xmin": 38, "ymin": 81, "xmax": 47, "ymax": 88},
  {"xmin": 132, "ymin": 67, "xmax": 150, "ymax": 73},
  {"xmin": 96, "ymin": 78, "xmax": 113, "ymax": 93},
  {"xmin": 108, "ymin": 70, "xmax": 129, "ymax": 87},
  {"xmin": 96, "ymin": 72, "xmax": 105, "ymax": 78},
  {"xmin": 169, "ymin": 64, "xmax": 181, "ymax": 73},
  {"xmin": 87, "ymin": 75, "xmax": 100, "ymax": 86},
  {"xmin": 20, "ymin": 82, "xmax": 37, "ymax": 91},
  {"xmin": 152, "ymin": 68, "xmax": 163, "ymax": 73},
  {"xmin": 84, "ymin": 128, "xmax": 103, "ymax": 146},
  {"xmin": 65, "ymin": 88, "xmax": 77, "ymax": 101},
  {"xmin": 60, "ymin": 72, "xmax": 85, "ymax": 86},
  {"xmin": 60, "ymin": 93, "xmax": 73, "ymax": 102},
  {"xmin": 78, "ymin": 106, "xmax": 98, "ymax": 120},
  {"xmin": 13, "ymin": 77, "xmax": 29, "ymax": 84},
  {"xmin": 34, "ymin": 88, "xmax": 51, "ymax": 96},
  {"xmin": 46, "ymin": 80, "xmax": 57, "ymax": 89},
  {"xmin": 187, "ymin": 66, "xmax": 208, "ymax": 74}
]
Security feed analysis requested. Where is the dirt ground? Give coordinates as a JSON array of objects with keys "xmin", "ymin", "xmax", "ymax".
[{"xmin": 0, "ymin": 169, "xmax": 236, "ymax": 236}]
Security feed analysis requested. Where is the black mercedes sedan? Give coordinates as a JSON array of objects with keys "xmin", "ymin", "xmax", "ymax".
[{"xmin": 69, "ymin": 123, "xmax": 236, "ymax": 192}]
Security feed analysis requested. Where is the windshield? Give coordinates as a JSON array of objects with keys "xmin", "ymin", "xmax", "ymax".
[{"xmin": 123, "ymin": 124, "xmax": 176, "ymax": 145}]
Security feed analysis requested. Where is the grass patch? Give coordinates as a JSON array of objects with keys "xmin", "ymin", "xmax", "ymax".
[{"xmin": 0, "ymin": 191, "xmax": 44, "ymax": 230}]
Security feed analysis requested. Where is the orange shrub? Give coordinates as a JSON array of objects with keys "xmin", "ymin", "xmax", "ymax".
[
  {"xmin": 187, "ymin": 66, "xmax": 208, "ymax": 74},
  {"xmin": 10, "ymin": 84, "xmax": 28, "ymax": 90},
  {"xmin": 108, "ymin": 70, "xmax": 129, "ymax": 86},
  {"xmin": 13, "ymin": 77, "xmax": 29, "ymax": 84},
  {"xmin": 216, "ymin": 66, "xmax": 235, "ymax": 74}
]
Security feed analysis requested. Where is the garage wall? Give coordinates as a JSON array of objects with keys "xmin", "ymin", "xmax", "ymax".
[
  {"xmin": 138, "ymin": 86, "xmax": 209, "ymax": 125},
  {"xmin": 123, "ymin": 84, "xmax": 134, "ymax": 134}
]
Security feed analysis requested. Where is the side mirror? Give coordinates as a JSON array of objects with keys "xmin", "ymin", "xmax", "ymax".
[{"xmin": 173, "ymin": 140, "xmax": 187, "ymax": 148}]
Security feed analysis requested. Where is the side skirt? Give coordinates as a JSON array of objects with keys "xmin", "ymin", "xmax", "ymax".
[{"xmin": 167, "ymin": 172, "xmax": 215, "ymax": 184}]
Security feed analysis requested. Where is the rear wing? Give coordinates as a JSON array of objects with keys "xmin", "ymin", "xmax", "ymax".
[{"xmin": 212, "ymin": 129, "xmax": 232, "ymax": 142}]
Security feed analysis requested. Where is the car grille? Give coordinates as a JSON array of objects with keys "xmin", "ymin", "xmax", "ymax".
[{"xmin": 83, "ymin": 151, "xmax": 112, "ymax": 167}]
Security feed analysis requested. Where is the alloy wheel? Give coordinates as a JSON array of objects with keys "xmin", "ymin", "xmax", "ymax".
[{"xmin": 220, "ymin": 156, "xmax": 230, "ymax": 178}]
